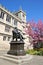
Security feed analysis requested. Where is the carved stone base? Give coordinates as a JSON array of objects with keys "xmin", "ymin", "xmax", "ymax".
[
  {"xmin": 7, "ymin": 50, "xmax": 25, "ymax": 56},
  {"xmin": 7, "ymin": 41, "xmax": 26, "ymax": 56}
]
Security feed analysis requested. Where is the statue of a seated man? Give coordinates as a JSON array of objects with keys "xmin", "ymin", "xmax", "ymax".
[{"xmin": 12, "ymin": 27, "xmax": 24, "ymax": 41}]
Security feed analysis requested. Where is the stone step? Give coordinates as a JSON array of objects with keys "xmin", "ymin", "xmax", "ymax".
[
  {"xmin": 1, "ymin": 56, "xmax": 20, "ymax": 64},
  {"xmin": 0, "ymin": 54, "xmax": 33, "ymax": 65},
  {"xmin": 4, "ymin": 54, "xmax": 33, "ymax": 60}
]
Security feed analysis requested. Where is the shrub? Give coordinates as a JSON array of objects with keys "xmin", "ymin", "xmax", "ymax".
[{"xmin": 26, "ymin": 49, "xmax": 43, "ymax": 56}]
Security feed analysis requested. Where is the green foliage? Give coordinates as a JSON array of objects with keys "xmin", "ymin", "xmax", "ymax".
[{"xmin": 26, "ymin": 49, "xmax": 43, "ymax": 56}]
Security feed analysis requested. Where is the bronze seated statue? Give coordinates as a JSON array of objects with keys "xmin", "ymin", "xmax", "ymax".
[{"xmin": 12, "ymin": 27, "xmax": 24, "ymax": 41}]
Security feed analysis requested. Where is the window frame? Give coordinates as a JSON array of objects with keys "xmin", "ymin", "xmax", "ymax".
[
  {"xmin": 5, "ymin": 25, "xmax": 10, "ymax": 32},
  {"xmin": 14, "ymin": 19, "xmax": 17, "ymax": 26},
  {"xmin": 8, "ymin": 37, "xmax": 11, "ymax": 41},
  {"xmin": 6, "ymin": 14, "xmax": 11, "ymax": 22},
  {"xmin": 3, "ymin": 36, "xmax": 6, "ymax": 41}
]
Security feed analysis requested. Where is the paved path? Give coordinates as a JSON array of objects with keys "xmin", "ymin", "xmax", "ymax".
[
  {"xmin": 0, "ymin": 58, "xmax": 16, "ymax": 65},
  {"xmin": 0, "ymin": 50, "xmax": 43, "ymax": 65},
  {"xmin": 28, "ymin": 55, "xmax": 43, "ymax": 65}
]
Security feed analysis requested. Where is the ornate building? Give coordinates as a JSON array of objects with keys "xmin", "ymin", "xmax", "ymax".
[{"xmin": 0, "ymin": 5, "xmax": 33, "ymax": 51}]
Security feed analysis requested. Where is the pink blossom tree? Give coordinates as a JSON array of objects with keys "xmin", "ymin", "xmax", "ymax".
[{"xmin": 25, "ymin": 20, "xmax": 43, "ymax": 49}]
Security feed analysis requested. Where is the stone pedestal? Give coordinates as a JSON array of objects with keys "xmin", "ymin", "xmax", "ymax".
[{"xmin": 7, "ymin": 41, "xmax": 25, "ymax": 56}]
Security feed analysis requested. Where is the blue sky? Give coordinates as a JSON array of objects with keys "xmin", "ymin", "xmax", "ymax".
[{"xmin": 0, "ymin": 0, "xmax": 43, "ymax": 22}]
